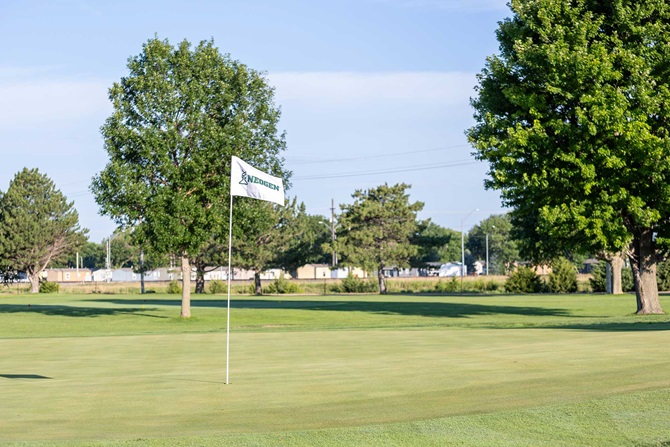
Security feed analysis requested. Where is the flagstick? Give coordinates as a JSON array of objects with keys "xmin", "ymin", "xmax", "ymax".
[{"xmin": 226, "ymin": 193, "xmax": 234, "ymax": 385}]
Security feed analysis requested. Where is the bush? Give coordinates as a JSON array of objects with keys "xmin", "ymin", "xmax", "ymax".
[
  {"xmin": 657, "ymin": 261, "xmax": 670, "ymax": 291},
  {"xmin": 336, "ymin": 274, "xmax": 378, "ymax": 293},
  {"xmin": 234, "ymin": 283, "xmax": 256, "ymax": 294},
  {"xmin": 167, "ymin": 280, "xmax": 182, "ymax": 294},
  {"xmin": 589, "ymin": 262, "xmax": 606, "ymax": 292},
  {"xmin": 265, "ymin": 277, "xmax": 302, "ymax": 294},
  {"xmin": 39, "ymin": 281, "xmax": 59, "ymax": 294},
  {"xmin": 505, "ymin": 266, "xmax": 544, "ymax": 293},
  {"xmin": 548, "ymin": 257, "xmax": 578, "ymax": 293},
  {"xmin": 209, "ymin": 280, "xmax": 226, "ymax": 294},
  {"xmin": 435, "ymin": 277, "xmax": 459, "ymax": 293}
]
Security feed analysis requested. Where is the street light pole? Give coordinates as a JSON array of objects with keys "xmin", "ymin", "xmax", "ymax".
[{"xmin": 486, "ymin": 225, "xmax": 495, "ymax": 276}]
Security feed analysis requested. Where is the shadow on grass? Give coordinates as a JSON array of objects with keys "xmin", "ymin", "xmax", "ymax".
[
  {"xmin": 88, "ymin": 298, "xmax": 571, "ymax": 319},
  {"xmin": 0, "ymin": 374, "xmax": 52, "ymax": 379},
  {"xmin": 0, "ymin": 304, "xmax": 167, "ymax": 318}
]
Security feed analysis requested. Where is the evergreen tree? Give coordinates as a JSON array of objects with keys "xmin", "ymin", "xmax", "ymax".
[
  {"xmin": 337, "ymin": 183, "xmax": 423, "ymax": 294},
  {"xmin": 0, "ymin": 168, "xmax": 86, "ymax": 292}
]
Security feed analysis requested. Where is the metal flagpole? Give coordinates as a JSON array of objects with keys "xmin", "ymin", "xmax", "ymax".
[{"xmin": 226, "ymin": 193, "xmax": 234, "ymax": 385}]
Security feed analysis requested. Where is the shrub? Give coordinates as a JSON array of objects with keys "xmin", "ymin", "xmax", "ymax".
[
  {"xmin": 589, "ymin": 262, "xmax": 606, "ymax": 292},
  {"xmin": 234, "ymin": 283, "xmax": 256, "ymax": 294},
  {"xmin": 39, "ymin": 281, "xmax": 59, "ymax": 294},
  {"xmin": 336, "ymin": 274, "xmax": 378, "ymax": 293},
  {"xmin": 265, "ymin": 277, "xmax": 302, "ymax": 294},
  {"xmin": 435, "ymin": 277, "xmax": 459, "ymax": 293},
  {"xmin": 657, "ymin": 261, "xmax": 670, "ymax": 291},
  {"xmin": 505, "ymin": 266, "xmax": 544, "ymax": 293},
  {"xmin": 209, "ymin": 280, "xmax": 226, "ymax": 294},
  {"xmin": 167, "ymin": 280, "xmax": 182, "ymax": 294},
  {"xmin": 548, "ymin": 257, "xmax": 578, "ymax": 293}
]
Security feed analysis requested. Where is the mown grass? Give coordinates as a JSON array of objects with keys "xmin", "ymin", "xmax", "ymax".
[{"xmin": 1, "ymin": 292, "xmax": 670, "ymax": 446}]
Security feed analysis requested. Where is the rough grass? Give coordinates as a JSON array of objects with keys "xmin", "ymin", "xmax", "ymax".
[{"xmin": 1, "ymin": 292, "xmax": 670, "ymax": 446}]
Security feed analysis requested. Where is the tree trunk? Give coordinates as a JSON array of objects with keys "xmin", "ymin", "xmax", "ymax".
[
  {"xmin": 610, "ymin": 255, "xmax": 623, "ymax": 295},
  {"xmin": 140, "ymin": 249, "xmax": 145, "ymax": 294},
  {"xmin": 28, "ymin": 270, "xmax": 40, "ymax": 294},
  {"xmin": 180, "ymin": 255, "xmax": 191, "ymax": 318},
  {"xmin": 378, "ymin": 267, "xmax": 387, "ymax": 295},
  {"xmin": 254, "ymin": 272, "xmax": 262, "ymax": 295},
  {"xmin": 629, "ymin": 230, "xmax": 663, "ymax": 314},
  {"xmin": 195, "ymin": 267, "xmax": 205, "ymax": 294}
]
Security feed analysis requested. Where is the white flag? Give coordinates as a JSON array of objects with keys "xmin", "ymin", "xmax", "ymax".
[{"xmin": 230, "ymin": 156, "xmax": 285, "ymax": 206}]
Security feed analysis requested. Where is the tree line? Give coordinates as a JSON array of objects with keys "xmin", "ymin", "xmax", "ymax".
[{"xmin": 0, "ymin": 166, "xmax": 524, "ymax": 296}]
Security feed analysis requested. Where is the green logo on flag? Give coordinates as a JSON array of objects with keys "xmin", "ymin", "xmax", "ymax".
[{"xmin": 239, "ymin": 168, "xmax": 280, "ymax": 191}]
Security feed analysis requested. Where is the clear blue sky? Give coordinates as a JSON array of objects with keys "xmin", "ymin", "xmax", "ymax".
[{"xmin": 0, "ymin": 0, "xmax": 510, "ymax": 242}]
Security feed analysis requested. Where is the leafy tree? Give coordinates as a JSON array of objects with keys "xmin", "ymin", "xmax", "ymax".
[
  {"xmin": 192, "ymin": 238, "xmax": 227, "ymax": 294},
  {"xmin": 91, "ymin": 37, "xmax": 288, "ymax": 317},
  {"xmin": 278, "ymin": 204, "xmax": 330, "ymax": 272},
  {"xmin": 233, "ymin": 199, "xmax": 296, "ymax": 295},
  {"xmin": 0, "ymin": 168, "xmax": 86, "ymax": 292},
  {"xmin": 467, "ymin": 214, "xmax": 519, "ymax": 274},
  {"xmin": 336, "ymin": 183, "xmax": 423, "ymax": 294},
  {"xmin": 54, "ymin": 241, "xmax": 105, "ymax": 270},
  {"xmin": 468, "ymin": 0, "xmax": 670, "ymax": 313},
  {"xmin": 108, "ymin": 231, "xmax": 137, "ymax": 269},
  {"xmin": 410, "ymin": 221, "xmax": 460, "ymax": 266}
]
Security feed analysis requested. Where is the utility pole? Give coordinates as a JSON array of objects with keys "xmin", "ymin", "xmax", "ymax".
[
  {"xmin": 331, "ymin": 198, "xmax": 337, "ymax": 267},
  {"xmin": 106, "ymin": 238, "xmax": 111, "ymax": 282}
]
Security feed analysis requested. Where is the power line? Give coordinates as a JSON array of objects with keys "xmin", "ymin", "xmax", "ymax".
[
  {"xmin": 293, "ymin": 159, "xmax": 479, "ymax": 180},
  {"xmin": 286, "ymin": 144, "xmax": 470, "ymax": 165}
]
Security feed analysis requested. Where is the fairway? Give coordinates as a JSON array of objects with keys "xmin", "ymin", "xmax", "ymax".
[{"xmin": 2, "ymin": 293, "xmax": 670, "ymax": 446}]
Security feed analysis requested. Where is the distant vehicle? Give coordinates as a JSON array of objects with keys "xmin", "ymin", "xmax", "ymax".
[{"xmin": 437, "ymin": 263, "xmax": 464, "ymax": 277}]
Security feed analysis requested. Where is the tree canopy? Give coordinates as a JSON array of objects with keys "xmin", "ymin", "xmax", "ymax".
[
  {"xmin": 468, "ymin": 0, "xmax": 670, "ymax": 313},
  {"xmin": 467, "ymin": 214, "xmax": 520, "ymax": 275},
  {"xmin": 411, "ymin": 221, "xmax": 461, "ymax": 266},
  {"xmin": 233, "ymin": 199, "xmax": 295, "ymax": 295},
  {"xmin": 0, "ymin": 168, "xmax": 86, "ymax": 292},
  {"xmin": 337, "ymin": 183, "xmax": 423, "ymax": 294},
  {"xmin": 92, "ymin": 37, "xmax": 289, "ymax": 316}
]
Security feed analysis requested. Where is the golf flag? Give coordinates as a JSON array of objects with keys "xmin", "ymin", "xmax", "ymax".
[{"xmin": 230, "ymin": 156, "xmax": 285, "ymax": 206}]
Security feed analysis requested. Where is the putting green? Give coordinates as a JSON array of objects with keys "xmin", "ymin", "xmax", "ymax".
[
  {"xmin": 3, "ymin": 327, "xmax": 670, "ymax": 441},
  {"xmin": 2, "ymin": 293, "xmax": 670, "ymax": 445}
]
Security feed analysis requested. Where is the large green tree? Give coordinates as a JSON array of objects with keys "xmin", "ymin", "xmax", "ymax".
[
  {"xmin": 468, "ymin": 0, "xmax": 670, "ymax": 313},
  {"xmin": 337, "ymin": 183, "xmax": 423, "ymax": 294},
  {"xmin": 233, "ymin": 199, "xmax": 297, "ymax": 295},
  {"xmin": 92, "ymin": 37, "xmax": 288, "ymax": 317},
  {"xmin": 410, "ymin": 221, "xmax": 461, "ymax": 266},
  {"xmin": 192, "ymin": 238, "xmax": 227, "ymax": 294},
  {"xmin": 467, "ymin": 214, "xmax": 520, "ymax": 275},
  {"xmin": 277, "ymin": 204, "xmax": 330, "ymax": 272},
  {"xmin": 0, "ymin": 168, "xmax": 86, "ymax": 292}
]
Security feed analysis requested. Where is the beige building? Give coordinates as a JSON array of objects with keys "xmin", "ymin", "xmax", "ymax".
[
  {"xmin": 45, "ymin": 268, "xmax": 92, "ymax": 283},
  {"xmin": 295, "ymin": 264, "xmax": 331, "ymax": 280}
]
